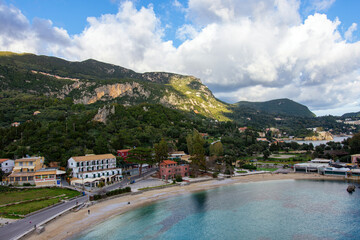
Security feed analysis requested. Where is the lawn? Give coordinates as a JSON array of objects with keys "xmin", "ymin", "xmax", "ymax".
[
  {"xmin": 257, "ymin": 168, "xmax": 278, "ymax": 172},
  {"xmin": 0, "ymin": 187, "xmax": 80, "ymax": 218},
  {"xmin": 0, "ymin": 187, "xmax": 80, "ymax": 205}
]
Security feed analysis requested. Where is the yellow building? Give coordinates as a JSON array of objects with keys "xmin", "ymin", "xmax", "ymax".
[
  {"xmin": 8, "ymin": 156, "xmax": 45, "ymax": 185},
  {"xmin": 34, "ymin": 168, "xmax": 65, "ymax": 187}
]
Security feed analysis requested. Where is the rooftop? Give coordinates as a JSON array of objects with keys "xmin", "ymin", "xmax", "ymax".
[
  {"xmin": 161, "ymin": 160, "xmax": 177, "ymax": 165},
  {"xmin": 71, "ymin": 154, "xmax": 116, "ymax": 162},
  {"xmin": 0, "ymin": 159, "xmax": 11, "ymax": 163}
]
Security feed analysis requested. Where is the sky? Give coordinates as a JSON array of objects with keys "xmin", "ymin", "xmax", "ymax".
[{"xmin": 1, "ymin": 0, "xmax": 360, "ymax": 116}]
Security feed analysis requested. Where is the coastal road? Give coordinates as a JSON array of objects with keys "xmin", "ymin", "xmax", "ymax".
[
  {"xmin": 0, "ymin": 195, "xmax": 88, "ymax": 240},
  {"xmin": 0, "ymin": 168, "xmax": 158, "ymax": 240},
  {"xmin": 99, "ymin": 167, "xmax": 158, "ymax": 193}
]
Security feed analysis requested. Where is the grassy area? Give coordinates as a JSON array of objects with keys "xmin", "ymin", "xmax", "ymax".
[
  {"xmin": 0, "ymin": 187, "xmax": 80, "ymax": 218},
  {"xmin": 257, "ymin": 168, "xmax": 278, "ymax": 172},
  {"xmin": 0, "ymin": 198, "xmax": 61, "ymax": 218},
  {"xmin": 236, "ymin": 170, "xmax": 247, "ymax": 173},
  {"xmin": 138, "ymin": 183, "xmax": 175, "ymax": 191},
  {"xmin": 0, "ymin": 187, "xmax": 80, "ymax": 205}
]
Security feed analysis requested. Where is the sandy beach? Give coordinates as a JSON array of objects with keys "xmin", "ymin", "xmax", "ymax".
[{"xmin": 26, "ymin": 173, "xmax": 352, "ymax": 240}]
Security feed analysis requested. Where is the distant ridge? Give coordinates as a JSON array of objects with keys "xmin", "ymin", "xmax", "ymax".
[
  {"xmin": 342, "ymin": 111, "xmax": 360, "ymax": 118},
  {"xmin": 235, "ymin": 98, "xmax": 316, "ymax": 117}
]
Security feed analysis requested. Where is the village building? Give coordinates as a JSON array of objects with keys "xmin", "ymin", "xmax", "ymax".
[
  {"xmin": 67, "ymin": 154, "xmax": 122, "ymax": 188},
  {"xmin": 11, "ymin": 122, "xmax": 20, "ymax": 127},
  {"xmin": 159, "ymin": 160, "xmax": 189, "ymax": 181},
  {"xmin": 351, "ymin": 154, "xmax": 360, "ymax": 165},
  {"xmin": 169, "ymin": 151, "xmax": 186, "ymax": 160},
  {"xmin": 8, "ymin": 156, "xmax": 45, "ymax": 185},
  {"xmin": 238, "ymin": 127, "xmax": 248, "ymax": 133},
  {"xmin": 0, "ymin": 159, "xmax": 14, "ymax": 174},
  {"xmin": 117, "ymin": 149, "xmax": 131, "ymax": 160},
  {"xmin": 34, "ymin": 168, "xmax": 66, "ymax": 187}
]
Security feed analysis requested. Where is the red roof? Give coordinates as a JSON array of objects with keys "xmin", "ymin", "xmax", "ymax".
[
  {"xmin": 117, "ymin": 149, "xmax": 131, "ymax": 153},
  {"xmin": 161, "ymin": 160, "xmax": 177, "ymax": 165},
  {"xmin": 0, "ymin": 159, "xmax": 10, "ymax": 163}
]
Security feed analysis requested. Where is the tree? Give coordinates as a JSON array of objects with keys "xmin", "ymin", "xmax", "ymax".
[
  {"xmin": 210, "ymin": 141, "xmax": 224, "ymax": 157},
  {"xmin": 0, "ymin": 169, "xmax": 4, "ymax": 181},
  {"xmin": 154, "ymin": 139, "xmax": 168, "ymax": 164},
  {"xmin": 349, "ymin": 132, "xmax": 360, "ymax": 154},
  {"xmin": 127, "ymin": 147, "xmax": 154, "ymax": 175},
  {"xmin": 187, "ymin": 130, "xmax": 206, "ymax": 175},
  {"xmin": 263, "ymin": 150, "xmax": 271, "ymax": 160}
]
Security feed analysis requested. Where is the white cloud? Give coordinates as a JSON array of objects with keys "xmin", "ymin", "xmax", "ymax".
[
  {"xmin": 311, "ymin": 0, "xmax": 336, "ymax": 11},
  {"xmin": 0, "ymin": 0, "xmax": 360, "ymax": 116},
  {"xmin": 345, "ymin": 23, "xmax": 357, "ymax": 42}
]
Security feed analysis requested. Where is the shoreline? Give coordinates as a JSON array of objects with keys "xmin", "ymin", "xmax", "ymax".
[{"xmin": 26, "ymin": 173, "xmax": 355, "ymax": 240}]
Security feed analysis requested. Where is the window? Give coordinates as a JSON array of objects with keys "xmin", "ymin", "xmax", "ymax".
[
  {"xmin": 77, "ymin": 162, "xmax": 79, "ymax": 167},
  {"xmin": 85, "ymin": 175, "xmax": 88, "ymax": 178},
  {"xmin": 28, "ymin": 176, "xmax": 33, "ymax": 180},
  {"xmin": 15, "ymin": 177, "xmax": 20, "ymax": 181},
  {"xmin": 19, "ymin": 162, "xmax": 23, "ymax": 166},
  {"xmin": 10, "ymin": 177, "xmax": 14, "ymax": 181},
  {"xmin": 29, "ymin": 162, "xmax": 33, "ymax": 166}
]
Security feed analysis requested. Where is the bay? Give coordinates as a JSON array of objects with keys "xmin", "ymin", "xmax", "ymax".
[{"xmin": 74, "ymin": 179, "xmax": 360, "ymax": 240}]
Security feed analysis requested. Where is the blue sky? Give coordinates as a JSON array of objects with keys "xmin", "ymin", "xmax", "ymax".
[
  {"xmin": 5, "ymin": 0, "xmax": 359, "ymax": 45},
  {"xmin": 1, "ymin": 0, "xmax": 360, "ymax": 116}
]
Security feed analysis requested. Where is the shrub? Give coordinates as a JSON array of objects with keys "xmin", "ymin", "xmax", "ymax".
[
  {"xmin": 175, "ymin": 175, "xmax": 183, "ymax": 182},
  {"xmin": 224, "ymin": 169, "xmax": 231, "ymax": 175},
  {"xmin": 242, "ymin": 164, "xmax": 257, "ymax": 170},
  {"xmin": 212, "ymin": 172, "xmax": 218, "ymax": 178},
  {"xmin": 93, "ymin": 194, "xmax": 102, "ymax": 200},
  {"xmin": 23, "ymin": 183, "xmax": 32, "ymax": 186}
]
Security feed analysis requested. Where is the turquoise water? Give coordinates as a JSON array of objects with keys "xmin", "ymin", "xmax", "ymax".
[{"xmin": 74, "ymin": 180, "xmax": 360, "ymax": 240}]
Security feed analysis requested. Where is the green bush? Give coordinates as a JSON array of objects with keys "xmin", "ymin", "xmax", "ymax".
[
  {"xmin": 175, "ymin": 175, "xmax": 183, "ymax": 182},
  {"xmin": 23, "ymin": 183, "xmax": 32, "ymax": 186},
  {"xmin": 242, "ymin": 164, "xmax": 257, "ymax": 170},
  {"xmin": 212, "ymin": 172, "xmax": 218, "ymax": 178},
  {"xmin": 93, "ymin": 194, "xmax": 102, "ymax": 200}
]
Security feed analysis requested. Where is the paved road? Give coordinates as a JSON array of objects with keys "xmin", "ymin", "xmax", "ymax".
[
  {"xmin": 0, "ymin": 195, "xmax": 88, "ymax": 240},
  {"xmin": 99, "ymin": 168, "xmax": 157, "ymax": 193},
  {"xmin": 0, "ymin": 168, "xmax": 157, "ymax": 240}
]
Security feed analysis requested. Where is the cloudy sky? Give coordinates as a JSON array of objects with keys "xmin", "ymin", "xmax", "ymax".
[{"xmin": 1, "ymin": 0, "xmax": 360, "ymax": 116}]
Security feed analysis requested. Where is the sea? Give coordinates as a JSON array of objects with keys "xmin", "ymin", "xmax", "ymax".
[
  {"xmin": 73, "ymin": 179, "xmax": 360, "ymax": 240},
  {"xmin": 285, "ymin": 136, "xmax": 350, "ymax": 147}
]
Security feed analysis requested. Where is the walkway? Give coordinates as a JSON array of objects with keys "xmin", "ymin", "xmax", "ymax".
[{"xmin": 0, "ymin": 168, "xmax": 157, "ymax": 240}]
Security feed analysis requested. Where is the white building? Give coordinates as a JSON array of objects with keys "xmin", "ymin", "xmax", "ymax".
[
  {"xmin": 67, "ymin": 154, "xmax": 122, "ymax": 187},
  {"xmin": 0, "ymin": 159, "xmax": 14, "ymax": 173}
]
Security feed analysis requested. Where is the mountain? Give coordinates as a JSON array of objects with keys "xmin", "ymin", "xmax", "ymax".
[
  {"xmin": 0, "ymin": 51, "xmax": 317, "ymax": 123},
  {"xmin": 234, "ymin": 98, "xmax": 315, "ymax": 118},
  {"xmin": 342, "ymin": 111, "xmax": 360, "ymax": 118},
  {"xmin": 0, "ymin": 52, "xmax": 230, "ymax": 121}
]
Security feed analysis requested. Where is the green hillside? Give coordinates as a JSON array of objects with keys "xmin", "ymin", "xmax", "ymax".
[
  {"xmin": 342, "ymin": 111, "xmax": 360, "ymax": 118},
  {"xmin": 0, "ymin": 52, "xmax": 230, "ymax": 121},
  {"xmin": 235, "ymin": 98, "xmax": 315, "ymax": 118}
]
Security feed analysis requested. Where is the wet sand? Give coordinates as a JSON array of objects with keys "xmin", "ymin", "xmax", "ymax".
[{"xmin": 27, "ymin": 173, "xmax": 351, "ymax": 240}]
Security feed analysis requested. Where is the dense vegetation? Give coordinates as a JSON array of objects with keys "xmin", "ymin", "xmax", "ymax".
[{"xmin": 235, "ymin": 98, "xmax": 315, "ymax": 118}]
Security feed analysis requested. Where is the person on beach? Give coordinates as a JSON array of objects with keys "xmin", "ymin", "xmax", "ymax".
[{"xmin": 88, "ymin": 209, "xmax": 90, "ymax": 214}]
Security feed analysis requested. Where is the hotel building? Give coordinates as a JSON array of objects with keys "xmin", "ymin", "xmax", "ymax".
[{"xmin": 67, "ymin": 154, "xmax": 122, "ymax": 187}]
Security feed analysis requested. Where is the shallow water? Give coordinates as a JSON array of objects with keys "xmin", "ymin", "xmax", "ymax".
[{"xmin": 74, "ymin": 179, "xmax": 360, "ymax": 240}]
